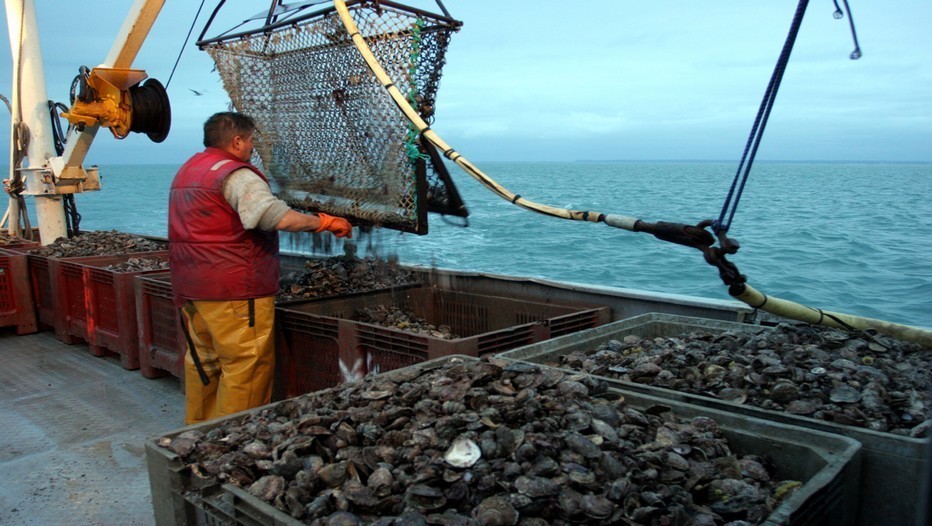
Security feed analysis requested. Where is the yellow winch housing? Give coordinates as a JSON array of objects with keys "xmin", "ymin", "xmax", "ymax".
[{"xmin": 62, "ymin": 67, "xmax": 171, "ymax": 142}]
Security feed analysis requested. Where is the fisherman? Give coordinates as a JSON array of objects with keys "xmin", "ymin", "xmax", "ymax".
[{"xmin": 168, "ymin": 111, "xmax": 353, "ymax": 424}]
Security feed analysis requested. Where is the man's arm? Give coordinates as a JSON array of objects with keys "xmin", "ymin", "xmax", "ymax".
[
  {"xmin": 274, "ymin": 209, "xmax": 322, "ymax": 232},
  {"xmin": 223, "ymin": 168, "xmax": 352, "ymax": 237}
]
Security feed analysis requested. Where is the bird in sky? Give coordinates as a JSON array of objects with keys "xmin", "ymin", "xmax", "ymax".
[{"xmin": 188, "ymin": 88, "xmax": 205, "ymax": 96}]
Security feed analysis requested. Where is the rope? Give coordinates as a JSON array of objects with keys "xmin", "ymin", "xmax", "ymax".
[
  {"xmin": 15, "ymin": 0, "xmax": 24, "ymax": 119},
  {"xmin": 713, "ymin": 0, "xmax": 809, "ymax": 235},
  {"xmin": 48, "ymin": 101, "xmax": 70, "ymax": 156},
  {"xmin": 714, "ymin": 1, "xmax": 862, "ymax": 235},
  {"xmin": 48, "ymin": 101, "xmax": 81, "ymax": 236},
  {"xmin": 404, "ymin": 18, "xmax": 429, "ymax": 165},
  {"xmin": 63, "ymin": 195, "xmax": 82, "ymax": 237},
  {"xmin": 2, "ymin": 92, "xmax": 31, "ymax": 237},
  {"xmin": 166, "ymin": 0, "xmax": 208, "ymax": 89},
  {"xmin": 6, "ymin": 0, "xmax": 31, "ymax": 239}
]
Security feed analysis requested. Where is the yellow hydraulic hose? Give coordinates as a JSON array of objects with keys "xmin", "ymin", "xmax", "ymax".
[
  {"xmin": 332, "ymin": 0, "xmax": 932, "ymax": 347},
  {"xmin": 732, "ymin": 284, "xmax": 931, "ymax": 348}
]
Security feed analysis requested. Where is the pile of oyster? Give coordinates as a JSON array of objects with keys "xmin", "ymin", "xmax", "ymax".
[
  {"xmin": 160, "ymin": 358, "xmax": 797, "ymax": 525},
  {"xmin": 0, "ymin": 231, "xmax": 33, "ymax": 245},
  {"xmin": 352, "ymin": 305, "xmax": 459, "ymax": 340},
  {"xmin": 278, "ymin": 256, "xmax": 418, "ymax": 303},
  {"xmin": 557, "ymin": 322, "xmax": 931, "ymax": 437},
  {"xmin": 103, "ymin": 257, "xmax": 169, "ymax": 273},
  {"xmin": 27, "ymin": 230, "xmax": 166, "ymax": 258}
]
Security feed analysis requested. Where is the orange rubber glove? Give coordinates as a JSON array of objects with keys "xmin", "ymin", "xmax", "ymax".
[{"xmin": 315, "ymin": 213, "xmax": 353, "ymax": 238}]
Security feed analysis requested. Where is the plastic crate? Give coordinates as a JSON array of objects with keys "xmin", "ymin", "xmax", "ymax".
[
  {"xmin": 274, "ymin": 286, "xmax": 611, "ymax": 400},
  {"xmin": 136, "ymin": 272, "xmax": 185, "ymax": 381},
  {"xmin": 3, "ymin": 244, "xmax": 132, "ymax": 333},
  {"xmin": 0, "ymin": 228, "xmax": 41, "ymax": 250},
  {"xmin": 612, "ymin": 387, "xmax": 861, "ymax": 526},
  {"xmin": 51, "ymin": 252, "xmax": 169, "ymax": 369},
  {"xmin": 0, "ymin": 247, "xmax": 56, "ymax": 331},
  {"xmin": 131, "ymin": 260, "xmax": 367, "ymax": 383},
  {"xmin": 145, "ymin": 355, "xmax": 861, "ymax": 526},
  {"xmin": 0, "ymin": 248, "xmax": 38, "ymax": 334},
  {"xmin": 4, "ymin": 233, "xmax": 163, "ymax": 332},
  {"xmin": 499, "ymin": 312, "xmax": 922, "ymax": 526}
]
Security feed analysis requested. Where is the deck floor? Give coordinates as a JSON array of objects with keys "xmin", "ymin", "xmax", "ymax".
[{"xmin": 0, "ymin": 328, "xmax": 185, "ymax": 526}]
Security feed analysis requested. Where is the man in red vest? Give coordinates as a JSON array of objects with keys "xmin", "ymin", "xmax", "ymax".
[{"xmin": 168, "ymin": 112, "xmax": 352, "ymax": 424}]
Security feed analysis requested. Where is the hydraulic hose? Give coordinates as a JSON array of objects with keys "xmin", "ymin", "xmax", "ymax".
[{"xmin": 731, "ymin": 283, "xmax": 931, "ymax": 348}]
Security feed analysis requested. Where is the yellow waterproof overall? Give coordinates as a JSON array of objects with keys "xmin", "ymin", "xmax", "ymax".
[{"xmin": 181, "ymin": 297, "xmax": 275, "ymax": 425}]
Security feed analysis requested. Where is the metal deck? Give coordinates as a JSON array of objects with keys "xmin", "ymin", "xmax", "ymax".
[{"xmin": 0, "ymin": 329, "xmax": 184, "ymax": 526}]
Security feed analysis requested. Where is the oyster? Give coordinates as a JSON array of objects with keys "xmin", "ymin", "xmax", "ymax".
[
  {"xmin": 472, "ymin": 496, "xmax": 518, "ymax": 526},
  {"xmin": 443, "ymin": 436, "xmax": 481, "ymax": 468},
  {"xmin": 159, "ymin": 357, "xmax": 794, "ymax": 524},
  {"xmin": 559, "ymin": 322, "xmax": 931, "ymax": 435}
]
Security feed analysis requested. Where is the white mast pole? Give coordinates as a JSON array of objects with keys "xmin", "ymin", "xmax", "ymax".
[{"xmin": 4, "ymin": 0, "xmax": 66, "ymax": 244}]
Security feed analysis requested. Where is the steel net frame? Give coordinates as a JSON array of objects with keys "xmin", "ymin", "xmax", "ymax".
[{"xmin": 199, "ymin": 1, "xmax": 467, "ymax": 234}]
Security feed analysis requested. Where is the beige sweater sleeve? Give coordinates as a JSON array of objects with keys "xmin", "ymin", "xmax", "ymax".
[{"xmin": 222, "ymin": 168, "xmax": 291, "ymax": 231}]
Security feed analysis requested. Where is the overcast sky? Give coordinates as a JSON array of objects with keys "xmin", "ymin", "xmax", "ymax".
[{"xmin": 1, "ymin": 1, "xmax": 930, "ymax": 166}]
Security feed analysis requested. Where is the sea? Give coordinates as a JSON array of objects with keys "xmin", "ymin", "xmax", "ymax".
[{"xmin": 39, "ymin": 160, "xmax": 932, "ymax": 330}]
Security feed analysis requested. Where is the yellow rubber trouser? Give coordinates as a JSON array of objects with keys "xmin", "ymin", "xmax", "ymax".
[{"xmin": 181, "ymin": 297, "xmax": 275, "ymax": 425}]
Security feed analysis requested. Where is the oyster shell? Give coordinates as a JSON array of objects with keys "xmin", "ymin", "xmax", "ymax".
[{"xmin": 443, "ymin": 436, "xmax": 481, "ymax": 468}]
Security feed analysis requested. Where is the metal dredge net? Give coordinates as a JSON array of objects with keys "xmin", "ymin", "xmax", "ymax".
[{"xmin": 202, "ymin": 2, "xmax": 464, "ymax": 235}]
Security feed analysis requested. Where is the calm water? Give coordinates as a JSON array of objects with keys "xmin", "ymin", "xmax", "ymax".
[{"xmin": 39, "ymin": 161, "xmax": 932, "ymax": 329}]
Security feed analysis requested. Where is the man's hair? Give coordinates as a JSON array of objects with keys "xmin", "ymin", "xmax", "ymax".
[{"xmin": 203, "ymin": 112, "xmax": 257, "ymax": 148}]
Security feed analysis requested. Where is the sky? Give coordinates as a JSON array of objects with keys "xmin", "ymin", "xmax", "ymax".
[{"xmin": 0, "ymin": 0, "xmax": 930, "ymax": 166}]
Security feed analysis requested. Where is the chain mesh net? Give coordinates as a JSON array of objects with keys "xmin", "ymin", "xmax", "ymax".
[{"xmin": 202, "ymin": 3, "xmax": 465, "ymax": 234}]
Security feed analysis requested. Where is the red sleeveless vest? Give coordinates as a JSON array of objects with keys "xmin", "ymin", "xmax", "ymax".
[{"xmin": 168, "ymin": 147, "xmax": 280, "ymax": 306}]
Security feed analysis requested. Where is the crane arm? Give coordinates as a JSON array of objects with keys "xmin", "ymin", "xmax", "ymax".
[{"xmin": 56, "ymin": 0, "xmax": 166, "ymax": 186}]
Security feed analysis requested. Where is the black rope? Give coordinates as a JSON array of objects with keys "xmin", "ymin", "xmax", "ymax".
[
  {"xmin": 714, "ymin": 1, "xmax": 862, "ymax": 235},
  {"xmin": 48, "ymin": 100, "xmax": 69, "ymax": 156},
  {"xmin": 48, "ymin": 100, "xmax": 83, "ymax": 236},
  {"xmin": 713, "ymin": 0, "xmax": 810, "ymax": 235},
  {"xmin": 166, "ymin": 0, "xmax": 208, "ymax": 89},
  {"xmin": 129, "ymin": 81, "xmax": 168, "ymax": 135},
  {"xmin": 63, "ymin": 195, "xmax": 82, "ymax": 237}
]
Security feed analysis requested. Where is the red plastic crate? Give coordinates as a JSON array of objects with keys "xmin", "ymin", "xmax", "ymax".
[
  {"xmin": 5, "ymin": 243, "xmax": 98, "ymax": 332},
  {"xmin": 274, "ymin": 286, "xmax": 611, "ymax": 400},
  {"xmin": 0, "ymin": 228, "xmax": 41, "ymax": 250},
  {"xmin": 52, "ymin": 251, "xmax": 169, "ymax": 369},
  {"xmin": 136, "ymin": 272, "xmax": 185, "ymax": 381},
  {"xmin": 133, "ymin": 267, "xmax": 419, "ymax": 383},
  {"xmin": 1, "ymin": 247, "xmax": 58, "ymax": 331},
  {"xmin": 0, "ymin": 248, "xmax": 38, "ymax": 334}
]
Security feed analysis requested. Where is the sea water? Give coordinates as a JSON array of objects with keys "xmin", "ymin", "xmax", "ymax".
[{"xmin": 33, "ymin": 160, "xmax": 932, "ymax": 329}]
